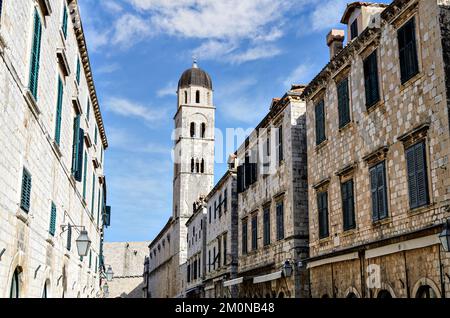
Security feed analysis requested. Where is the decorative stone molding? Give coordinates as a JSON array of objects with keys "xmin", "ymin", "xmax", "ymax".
[
  {"xmin": 312, "ymin": 177, "xmax": 331, "ymax": 191},
  {"xmin": 362, "ymin": 145, "xmax": 389, "ymax": 166},
  {"xmin": 397, "ymin": 122, "xmax": 430, "ymax": 147}
]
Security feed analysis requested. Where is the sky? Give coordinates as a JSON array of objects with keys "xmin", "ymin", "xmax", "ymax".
[{"xmin": 78, "ymin": 0, "xmax": 391, "ymax": 242}]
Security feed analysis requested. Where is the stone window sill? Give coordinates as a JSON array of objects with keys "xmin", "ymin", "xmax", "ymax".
[
  {"xmin": 24, "ymin": 89, "xmax": 41, "ymax": 117},
  {"xmin": 315, "ymin": 139, "xmax": 328, "ymax": 151},
  {"xmin": 372, "ymin": 216, "xmax": 391, "ymax": 227},
  {"xmin": 365, "ymin": 100, "xmax": 385, "ymax": 115},
  {"xmin": 0, "ymin": 33, "xmax": 6, "ymax": 53},
  {"xmin": 409, "ymin": 202, "xmax": 434, "ymax": 215},
  {"xmin": 52, "ymin": 140, "xmax": 63, "ymax": 158},
  {"xmin": 46, "ymin": 236, "xmax": 55, "ymax": 246},
  {"xmin": 400, "ymin": 71, "xmax": 423, "ymax": 92},
  {"xmin": 338, "ymin": 121, "xmax": 354, "ymax": 132},
  {"xmin": 16, "ymin": 209, "xmax": 30, "ymax": 225}
]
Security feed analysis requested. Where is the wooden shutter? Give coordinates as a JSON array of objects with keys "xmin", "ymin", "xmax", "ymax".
[
  {"xmin": 20, "ymin": 168, "xmax": 32, "ymax": 213},
  {"xmin": 62, "ymin": 7, "xmax": 68, "ymax": 38},
  {"xmin": 276, "ymin": 202, "xmax": 284, "ymax": 240},
  {"xmin": 318, "ymin": 192, "xmax": 328, "ymax": 238},
  {"xmin": 398, "ymin": 18, "xmax": 419, "ymax": 83},
  {"xmin": 364, "ymin": 51, "xmax": 380, "ymax": 108},
  {"xmin": 244, "ymin": 156, "xmax": 251, "ymax": 188},
  {"xmin": 55, "ymin": 77, "xmax": 63, "ymax": 145},
  {"xmin": 75, "ymin": 127, "xmax": 84, "ymax": 181},
  {"xmin": 237, "ymin": 165, "xmax": 243, "ymax": 193},
  {"xmin": 49, "ymin": 202, "xmax": 57, "ymax": 236},
  {"xmin": 278, "ymin": 125, "xmax": 283, "ymax": 163},
  {"xmin": 91, "ymin": 173, "xmax": 95, "ymax": 215},
  {"xmin": 29, "ymin": 9, "xmax": 42, "ymax": 99},
  {"xmin": 415, "ymin": 142, "xmax": 428, "ymax": 206},
  {"xmin": 342, "ymin": 180, "xmax": 355, "ymax": 230},
  {"xmin": 76, "ymin": 58, "xmax": 81, "ymax": 84},
  {"xmin": 338, "ymin": 78, "xmax": 350, "ymax": 128},
  {"xmin": 377, "ymin": 163, "xmax": 388, "ymax": 219},
  {"xmin": 315, "ymin": 100, "xmax": 325, "ymax": 145},
  {"xmin": 406, "ymin": 146, "xmax": 418, "ymax": 208},
  {"xmin": 350, "ymin": 19, "xmax": 358, "ymax": 40},
  {"xmin": 72, "ymin": 116, "xmax": 81, "ymax": 179},
  {"xmin": 370, "ymin": 166, "xmax": 379, "ymax": 220},
  {"xmin": 82, "ymin": 151, "xmax": 87, "ymax": 199}
]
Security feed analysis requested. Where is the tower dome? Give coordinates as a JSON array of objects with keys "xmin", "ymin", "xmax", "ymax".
[{"xmin": 178, "ymin": 61, "xmax": 212, "ymax": 90}]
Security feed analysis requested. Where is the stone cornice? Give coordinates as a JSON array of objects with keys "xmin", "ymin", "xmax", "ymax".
[{"xmin": 68, "ymin": 0, "xmax": 108, "ymax": 149}]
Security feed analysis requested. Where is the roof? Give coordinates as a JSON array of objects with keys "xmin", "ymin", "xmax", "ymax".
[
  {"xmin": 178, "ymin": 61, "xmax": 213, "ymax": 90},
  {"xmin": 340, "ymin": 2, "xmax": 388, "ymax": 24}
]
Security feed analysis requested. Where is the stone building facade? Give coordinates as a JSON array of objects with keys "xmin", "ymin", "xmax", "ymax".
[
  {"xmin": 185, "ymin": 200, "xmax": 207, "ymax": 298},
  {"xmin": 146, "ymin": 62, "xmax": 215, "ymax": 298},
  {"xmin": 234, "ymin": 86, "xmax": 310, "ymax": 298},
  {"xmin": 203, "ymin": 165, "xmax": 238, "ymax": 298},
  {"xmin": 302, "ymin": 0, "xmax": 450, "ymax": 298},
  {"xmin": 0, "ymin": 0, "xmax": 110, "ymax": 298},
  {"xmin": 103, "ymin": 242, "xmax": 149, "ymax": 298}
]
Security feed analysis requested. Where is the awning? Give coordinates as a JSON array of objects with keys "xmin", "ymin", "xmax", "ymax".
[
  {"xmin": 223, "ymin": 277, "xmax": 244, "ymax": 287},
  {"xmin": 252, "ymin": 271, "xmax": 283, "ymax": 284}
]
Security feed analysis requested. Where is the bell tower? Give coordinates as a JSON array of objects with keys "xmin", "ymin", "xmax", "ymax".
[{"xmin": 172, "ymin": 60, "xmax": 215, "ymax": 265}]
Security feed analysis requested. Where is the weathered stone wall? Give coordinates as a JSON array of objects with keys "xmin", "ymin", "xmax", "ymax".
[{"xmin": 0, "ymin": 0, "xmax": 107, "ymax": 298}]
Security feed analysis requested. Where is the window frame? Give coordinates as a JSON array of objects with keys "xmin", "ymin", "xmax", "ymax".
[
  {"xmin": 263, "ymin": 206, "xmax": 271, "ymax": 246},
  {"xmin": 405, "ymin": 141, "xmax": 429, "ymax": 210},
  {"xmin": 370, "ymin": 161, "xmax": 389, "ymax": 221},
  {"xmin": 341, "ymin": 179, "xmax": 356, "ymax": 231},
  {"xmin": 315, "ymin": 99, "xmax": 326, "ymax": 145},
  {"xmin": 363, "ymin": 49, "xmax": 380, "ymax": 109},
  {"xmin": 398, "ymin": 16, "xmax": 419, "ymax": 84},
  {"xmin": 251, "ymin": 214, "xmax": 258, "ymax": 251},
  {"xmin": 317, "ymin": 191, "xmax": 329, "ymax": 239}
]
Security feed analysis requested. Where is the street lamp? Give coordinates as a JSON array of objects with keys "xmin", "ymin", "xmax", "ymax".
[
  {"xmin": 282, "ymin": 260, "xmax": 293, "ymax": 278},
  {"xmin": 76, "ymin": 230, "xmax": 92, "ymax": 257},
  {"xmin": 106, "ymin": 265, "xmax": 114, "ymax": 282},
  {"xmin": 439, "ymin": 219, "xmax": 450, "ymax": 253}
]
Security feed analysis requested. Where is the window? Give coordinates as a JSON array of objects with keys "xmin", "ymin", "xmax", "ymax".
[
  {"xmin": 337, "ymin": 78, "xmax": 350, "ymax": 128},
  {"xmin": 94, "ymin": 126, "xmax": 98, "ymax": 145},
  {"xmin": 213, "ymin": 247, "xmax": 216, "ymax": 270},
  {"xmin": 20, "ymin": 168, "xmax": 32, "ymax": 213},
  {"xmin": 196, "ymin": 159, "xmax": 200, "ymax": 173},
  {"xmin": 251, "ymin": 215, "xmax": 258, "ymax": 251},
  {"xmin": 91, "ymin": 173, "xmax": 95, "ymax": 215},
  {"xmin": 317, "ymin": 191, "xmax": 329, "ymax": 239},
  {"xmin": 193, "ymin": 259, "xmax": 197, "ymax": 279},
  {"xmin": 0, "ymin": 0, "xmax": 3, "ymax": 23},
  {"xmin": 370, "ymin": 161, "xmax": 388, "ymax": 221},
  {"xmin": 88, "ymin": 250, "xmax": 92, "ymax": 269},
  {"xmin": 196, "ymin": 90, "xmax": 200, "ymax": 103},
  {"xmin": 363, "ymin": 50, "xmax": 380, "ymax": 108},
  {"xmin": 29, "ymin": 9, "xmax": 42, "ymax": 100},
  {"xmin": 10, "ymin": 268, "xmax": 20, "ymax": 298},
  {"xmin": 276, "ymin": 201, "xmax": 284, "ymax": 240},
  {"xmin": 184, "ymin": 91, "xmax": 188, "ymax": 104},
  {"xmin": 277, "ymin": 125, "xmax": 283, "ymax": 165},
  {"xmin": 208, "ymin": 250, "xmax": 211, "ymax": 272},
  {"xmin": 223, "ymin": 189, "xmax": 228, "ymax": 212},
  {"xmin": 71, "ymin": 116, "xmax": 84, "ymax": 182},
  {"xmin": 201, "ymin": 159, "xmax": 205, "ymax": 173},
  {"xmin": 214, "ymin": 201, "xmax": 217, "ymax": 219},
  {"xmin": 187, "ymin": 263, "xmax": 191, "ymax": 283},
  {"xmin": 223, "ymin": 234, "xmax": 227, "ymax": 266},
  {"xmin": 49, "ymin": 202, "xmax": 57, "ymax": 236},
  {"xmin": 76, "ymin": 58, "xmax": 81, "ymax": 85},
  {"xmin": 218, "ymin": 195, "xmax": 222, "ymax": 218},
  {"xmin": 82, "ymin": 152, "xmax": 87, "ymax": 200},
  {"xmin": 406, "ymin": 141, "xmax": 429, "ymax": 209},
  {"xmin": 201, "ymin": 123, "xmax": 206, "ymax": 138},
  {"xmin": 398, "ymin": 17, "xmax": 419, "ymax": 84},
  {"xmin": 315, "ymin": 100, "xmax": 326, "ymax": 145},
  {"xmin": 66, "ymin": 224, "xmax": 72, "ymax": 251},
  {"xmin": 86, "ymin": 100, "xmax": 90, "ymax": 121},
  {"xmin": 263, "ymin": 207, "xmax": 270, "ymax": 246},
  {"xmin": 61, "ymin": 5, "xmax": 68, "ymax": 40},
  {"xmin": 55, "ymin": 77, "xmax": 63, "ymax": 146},
  {"xmin": 350, "ymin": 19, "xmax": 358, "ymax": 40},
  {"xmin": 191, "ymin": 158, "xmax": 195, "ymax": 173},
  {"xmin": 242, "ymin": 219, "xmax": 248, "ymax": 255},
  {"xmin": 190, "ymin": 122, "xmax": 196, "ymax": 137},
  {"xmin": 341, "ymin": 180, "xmax": 356, "ymax": 230},
  {"xmin": 97, "ymin": 189, "xmax": 101, "ymax": 225},
  {"xmin": 209, "ymin": 206, "xmax": 211, "ymax": 224},
  {"xmin": 217, "ymin": 237, "xmax": 221, "ymax": 268}
]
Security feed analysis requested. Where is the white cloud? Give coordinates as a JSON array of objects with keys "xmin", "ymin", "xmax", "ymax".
[
  {"xmin": 309, "ymin": 0, "xmax": 348, "ymax": 32},
  {"xmin": 112, "ymin": 14, "xmax": 153, "ymax": 48},
  {"xmin": 156, "ymin": 82, "xmax": 177, "ymax": 98},
  {"xmin": 102, "ymin": 0, "xmax": 123, "ymax": 13},
  {"xmin": 105, "ymin": 97, "xmax": 169, "ymax": 124},
  {"xmin": 95, "ymin": 62, "xmax": 121, "ymax": 74},
  {"xmin": 84, "ymin": 27, "xmax": 110, "ymax": 52},
  {"xmin": 282, "ymin": 62, "xmax": 317, "ymax": 89},
  {"xmin": 228, "ymin": 45, "xmax": 282, "ymax": 64}
]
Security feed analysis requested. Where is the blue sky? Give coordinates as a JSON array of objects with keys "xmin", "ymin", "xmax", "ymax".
[{"xmin": 78, "ymin": 0, "xmax": 391, "ymax": 242}]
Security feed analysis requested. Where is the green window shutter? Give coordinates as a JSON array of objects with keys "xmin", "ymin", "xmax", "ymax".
[
  {"xmin": 97, "ymin": 189, "xmax": 101, "ymax": 225},
  {"xmin": 91, "ymin": 173, "xmax": 95, "ymax": 215},
  {"xmin": 62, "ymin": 6, "xmax": 68, "ymax": 38},
  {"xmin": 55, "ymin": 77, "xmax": 64, "ymax": 146},
  {"xmin": 86, "ymin": 100, "xmax": 90, "ymax": 121},
  {"xmin": 315, "ymin": 100, "xmax": 325, "ymax": 145},
  {"xmin": 82, "ymin": 151, "xmax": 87, "ymax": 200},
  {"xmin": 364, "ymin": 50, "xmax": 380, "ymax": 108},
  {"xmin": 377, "ymin": 163, "xmax": 388, "ymax": 219},
  {"xmin": 28, "ymin": 9, "xmax": 42, "ymax": 100},
  {"xmin": 370, "ymin": 166, "xmax": 379, "ymax": 220},
  {"xmin": 49, "ymin": 202, "xmax": 57, "ymax": 236},
  {"xmin": 406, "ymin": 142, "xmax": 429, "ymax": 209},
  {"xmin": 20, "ymin": 168, "xmax": 32, "ymax": 213},
  {"xmin": 398, "ymin": 17, "xmax": 419, "ymax": 84},
  {"xmin": 67, "ymin": 224, "xmax": 72, "ymax": 251},
  {"xmin": 76, "ymin": 58, "xmax": 81, "ymax": 85},
  {"xmin": 337, "ymin": 78, "xmax": 350, "ymax": 128},
  {"xmin": 318, "ymin": 192, "xmax": 329, "ymax": 239},
  {"xmin": 342, "ymin": 180, "xmax": 355, "ymax": 230},
  {"xmin": 71, "ymin": 116, "xmax": 80, "ymax": 178}
]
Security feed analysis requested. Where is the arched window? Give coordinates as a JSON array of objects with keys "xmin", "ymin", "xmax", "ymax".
[
  {"xmin": 346, "ymin": 292, "xmax": 357, "ymax": 298},
  {"xmin": 196, "ymin": 90, "xmax": 200, "ymax": 103},
  {"xmin": 190, "ymin": 122, "xmax": 196, "ymax": 138},
  {"xmin": 416, "ymin": 285, "xmax": 438, "ymax": 298},
  {"xmin": 196, "ymin": 159, "xmax": 200, "ymax": 173},
  {"xmin": 377, "ymin": 290, "xmax": 392, "ymax": 299},
  {"xmin": 10, "ymin": 268, "xmax": 21, "ymax": 298},
  {"xmin": 184, "ymin": 91, "xmax": 188, "ymax": 104},
  {"xmin": 191, "ymin": 158, "xmax": 195, "ymax": 173},
  {"xmin": 201, "ymin": 123, "xmax": 206, "ymax": 138},
  {"xmin": 201, "ymin": 159, "xmax": 205, "ymax": 173}
]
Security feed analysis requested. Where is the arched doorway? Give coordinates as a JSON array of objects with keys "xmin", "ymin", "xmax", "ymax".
[
  {"xmin": 10, "ymin": 268, "xmax": 21, "ymax": 298},
  {"xmin": 346, "ymin": 292, "xmax": 358, "ymax": 298},
  {"xmin": 377, "ymin": 290, "xmax": 392, "ymax": 299},
  {"xmin": 321, "ymin": 294, "xmax": 330, "ymax": 298},
  {"xmin": 416, "ymin": 285, "xmax": 438, "ymax": 298},
  {"xmin": 278, "ymin": 292, "xmax": 285, "ymax": 298}
]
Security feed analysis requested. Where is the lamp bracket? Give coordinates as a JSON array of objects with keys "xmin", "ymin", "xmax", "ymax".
[{"xmin": 59, "ymin": 224, "xmax": 86, "ymax": 237}]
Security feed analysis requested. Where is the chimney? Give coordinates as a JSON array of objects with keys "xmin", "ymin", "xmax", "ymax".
[{"xmin": 326, "ymin": 29, "xmax": 345, "ymax": 59}]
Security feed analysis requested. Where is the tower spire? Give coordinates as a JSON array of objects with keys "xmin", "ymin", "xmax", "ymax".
[{"xmin": 192, "ymin": 56, "xmax": 198, "ymax": 68}]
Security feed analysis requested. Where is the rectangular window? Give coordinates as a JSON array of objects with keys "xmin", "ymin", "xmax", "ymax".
[
  {"xmin": 218, "ymin": 195, "xmax": 222, "ymax": 218},
  {"xmin": 370, "ymin": 161, "xmax": 388, "ymax": 221},
  {"xmin": 263, "ymin": 207, "xmax": 270, "ymax": 246},
  {"xmin": 364, "ymin": 50, "xmax": 380, "ymax": 108},
  {"xmin": 406, "ymin": 141, "xmax": 429, "ymax": 209},
  {"xmin": 82, "ymin": 152, "xmax": 87, "ymax": 200},
  {"xmin": 29, "ymin": 9, "xmax": 42, "ymax": 100},
  {"xmin": 193, "ymin": 259, "xmax": 197, "ymax": 279},
  {"xmin": 350, "ymin": 19, "xmax": 358, "ymax": 40},
  {"xmin": 277, "ymin": 125, "xmax": 283, "ymax": 165},
  {"xmin": 71, "ymin": 116, "xmax": 84, "ymax": 181},
  {"xmin": 237, "ymin": 164, "xmax": 244, "ymax": 193},
  {"xmin": 251, "ymin": 215, "xmax": 258, "ymax": 251},
  {"xmin": 337, "ymin": 78, "xmax": 350, "ymax": 128},
  {"xmin": 398, "ymin": 17, "xmax": 419, "ymax": 84},
  {"xmin": 214, "ymin": 201, "xmax": 217, "ymax": 219},
  {"xmin": 217, "ymin": 237, "xmax": 221, "ymax": 268},
  {"xmin": 209, "ymin": 206, "xmax": 211, "ymax": 224},
  {"xmin": 187, "ymin": 264, "xmax": 191, "ymax": 283},
  {"xmin": 91, "ymin": 173, "xmax": 95, "ymax": 216},
  {"xmin": 97, "ymin": 189, "xmax": 101, "ymax": 225},
  {"xmin": 223, "ymin": 189, "xmax": 228, "ymax": 212},
  {"xmin": 62, "ymin": 6, "xmax": 68, "ymax": 38},
  {"xmin": 86, "ymin": 100, "xmax": 90, "ymax": 121},
  {"xmin": 317, "ymin": 191, "xmax": 329, "ymax": 239},
  {"xmin": 20, "ymin": 168, "xmax": 32, "ymax": 213},
  {"xmin": 89, "ymin": 250, "xmax": 92, "ymax": 269},
  {"xmin": 49, "ymin": 202, "xmax": 57, "ymax": 236},
  {"xmin": 95, "ymin": 257, "xmax": 98, "ymax": 273},
  {"xmin": 223, "ymin": 233, "xmax": 227, "ymax": 266},
  {"xmin": 208, "ymin": 250, "xmax": 211, "ymax": 272},
  {"xmin": 54, "ymin": 77, "xmax": 64, "ymax": 146},
  {"xmin": 213, "ymin": 247, "xmax": 216, "ymax": 270},
  {"xmin": 94, "ymin": 126, "xmax": 98, "ymax": 145},
  {"xmin": 76, "ymin": 58, "xmax": 81, "ymax": 85},
  {"xmin": 315, "ymin": 100, "xmax": 326, "ymax": 145},
  {"xmin": 276, "ymin": 201, "xmax": 285, "ymax": 240},
  {"xmin": 242, "ymin": 220, "xmax": 248, "ymax": 255},
  {"xmin": 342, "ymin": 180, "xmax": 356, "ymax": 231}
]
